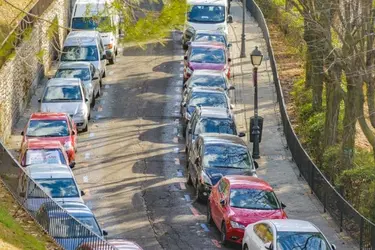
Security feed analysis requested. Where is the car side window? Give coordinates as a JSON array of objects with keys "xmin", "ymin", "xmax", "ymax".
[{"xmin": 254, "ymin": 223, "xmax": 273, "ymax": 244}]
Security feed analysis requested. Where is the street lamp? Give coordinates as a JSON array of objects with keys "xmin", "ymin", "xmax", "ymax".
[
  {"xmin": 240, "ymin": 0, "xmax": 246, "ymax": 58},
  {"xmin": 250, "ymin": 46, "xmax": 263, "ymax": 159}
]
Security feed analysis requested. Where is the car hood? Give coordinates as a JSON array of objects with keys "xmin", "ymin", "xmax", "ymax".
[
  {"xmin": 205, "ymin": 167, "xmax": 253, "ymax": 185},
  {"xmin": 186, "ymin": 21, "xmax": 228, "ymax": 34},
  {"xmin": 26, "ymin": 136, "xmax": 71, "ymax": 146},
  {"xmin": 56, "ymin": 237, "xmax": 102, "ymax": 250},
  {"xmin": 41, "ymin": 102, "xmax": 84, "ymax": 115},
  {"xmin": 189, "ymin": 62, "xmax": 225, "ymax": 71},
  {"xmin": 229, "ymin": 207, "xmax": 285, "ymax": 226},
  {"xmin": 25, "ymin": 198, "xmax": 50, "ymax": 212}
]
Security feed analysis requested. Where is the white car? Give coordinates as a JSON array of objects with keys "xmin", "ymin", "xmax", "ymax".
[
  {"xmin": 242, "ymin": 219, "xmax": 336, "ymax": 250},
  {"xmin": 17, "ymin": 164, "xmax": 85, "ymax": 212}
]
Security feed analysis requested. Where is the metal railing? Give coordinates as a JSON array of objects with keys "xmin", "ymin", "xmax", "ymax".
[
  {"xmin": 245, "ymin": 0, "xmax": 375, "ymax": 249},
  {"xmin": 0, "ymin": 141, "xmax": 117, "ymax": 250}
]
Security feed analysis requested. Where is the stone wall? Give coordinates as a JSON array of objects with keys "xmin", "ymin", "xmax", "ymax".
[{"xmin": 0, "ymin": 0, "xmax": 71, "ymax": 141}]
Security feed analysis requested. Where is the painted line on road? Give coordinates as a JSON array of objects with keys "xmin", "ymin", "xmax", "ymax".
[
  {"xmin": 173, "ymin": 137, "xmax": 178, "ymax": 143},
  {"xmin": 85, "ymin": 152, "xmax": 91, "ymax": 159},
  {"xmin": 180, "ymin": 182, "xmax": 186, "ymax": 190},
  {"xmin": 179, "ymin": 66, "xmax": 184, "ymax": 71},
  {"xmin": 174, "ymin": 158, "xmax": 180, "ymax": 165},
  {"xmin": 176, "ymin": 80, "xmax": 183, "ymax": 85},
  {"xmin": 189, "ymin": 205, "xmax": 200, "ymax": 217},
  {"xmin": 179, "ymin": 73, "xmax": 183, "ymax": 78},
  {"xmin": 89, "ymin": 132, "xmax": 95, "ymax": 138},
  {"xmin": 174, "ymin": 147, "xmax": 181, "ymax": 153},
  {"xmin": 184, "ymin": 194, "xmax": 191, "ymax": 201},
  {"xmin": 211, "ymin": 239, "xmax": 221, "ymax": 248},
  {"xmin": 201, "ymin": 223, "xmax": 210, "ymax": 232},
  {"xmin": 174, "ymin": 118, "xmax": 179, "ymax": 124},
  {"xmin": 83, "ymin": 176, "xmax": 89, "ymax": 183},
  {"xmin": 176, "ymin": 169, "xmax": 183, "ymax": 177},
  {"xmin": 180, "ymin": 61, "xmax": 184, "ymax": 65},
  {"xmin": 105, "ymin": 84, "xmax": 110, "ymax": 89}
]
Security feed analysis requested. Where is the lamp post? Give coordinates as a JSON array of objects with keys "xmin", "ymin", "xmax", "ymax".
[
  {"xmin": 250, "ymin": 46, "xmax": 263, "ymax": 159},
  {"xmin": 240, "ymin": 0, "xmax": 246, "ymax": 58}
]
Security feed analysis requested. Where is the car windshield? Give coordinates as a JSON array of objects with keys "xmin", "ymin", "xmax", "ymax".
[
  {"xmin": 277, "ymin": 231, "xmax": 331, "ymax": 250},
  {"xmin": 188, "ymin": 74, "xmax": 226, "ymax": 89},
  {"xmin": 35, "ymin": 178, "xmax": 79, "ymax": 198},
  {"xmin": 188, "ymin": 5, "xmax": 225, "ymax": 23},
  {"xmin": 196, "ymin": 118, "xmax": 236, "ymax": 135},
  {"xmin": 71, "ymin": 17, "xmax": 111, "ymax": 32},
  {"xmin": 61, "ymin": 46, "xmax": 98, "ymax": 62},
  {"xmin": 203, "ymin": 144, "xmax": 251, "ymax": 169},
  {"xmin": 190, "ymin": 48, "xmax": 225, "ymax": 64},
  {"xmin": 194, "ymin": 34, "xmax": 226, "ymax": 44},
  {"xmin": 26, "ymin": 149, "xmax": 66, "ymax": 166},
  {"xmin": 43, "ymin": 85, "xmax": 82, "ymax": 102},
  {"xmin": 230, "ymin": 189, "xmax": 280, "ymax": 210},
  {"xmin": 189, "ymin": 92, "xmax": 228, "ymax": 108},
  {"xmin": 55, "ymin": 68, "xmax": 91, "ymax": 81},
  {"xmin": 49, "ymin": 216, "xmax": 101, "ymax": 238},
  {"xmin": 26, "ymin": 120, "xmax": 69, "ymax": 137}
]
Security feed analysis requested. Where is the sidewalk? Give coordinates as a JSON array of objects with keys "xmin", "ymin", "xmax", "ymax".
[{"xmin": 229, "ymin": 1, "xmax": 356, "ymax": 249}]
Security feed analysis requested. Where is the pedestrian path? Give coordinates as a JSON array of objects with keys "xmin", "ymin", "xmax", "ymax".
[{"xmin": 228, "ymin": 1, "xmax": 356, "ymax": 248}]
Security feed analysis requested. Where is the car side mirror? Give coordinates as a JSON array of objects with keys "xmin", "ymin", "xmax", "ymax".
[
  {"xmin": 265, "ymin": 242, "xmax": 273, "ymax": 250},
  {"xmin": 227, "ymin": 15, "xmax": 233, "ymax": 23},
  {"xmin": 103, "ymin": 230, "xmax": 108, "ymax": 236},
  {"xmin": 281, "ymin": 202, "xmax": 286, "ymax": 209},
  {"xmin": 21, "ymin": 131, "xmax": 24, "ymax": 136},
  {"xmin": 230, "ymin": 104, "xmax": 234, "ymax": 109},
  {"xmin": 228, "ymin": 43, "xmax": 232, "ymax": 48},
  {"xmin": 254, "ymin": 161, "xmax": 259, "ymax": 169},
  {"xmin": 220, "ymin": 199, "xmax": 226, "ymax": 206},
  {"xmin": 182, "ymin": 103, "xmax": 187, "ymax": 107},
  {"xmin": 331, "ymin": 244, "xmax": 336, "ymax": 250},
  {"xmin": 229, "ymin": 85, "xmax": 235, "ymax": 90},
  {"xmin": 72, "ymin": 130, "xmax": 76, "ymax": 135},
  {"xmin": 184, "ymin": 55, "xmax": 188, "ymax": 60},
  {"xmin": 101, "ymin": 54, "xmax": 107, "ymax": 60},
  {"xmin": 38, "ymin": 98, "xmax": 41, "ymax": 103},
  {"xmin": 85, "ymin": 98, "xmax": 89, "ymax": 102},
  {"xmin": 238, "ymin": 132, "xmax": 245, "ymax": 137},
  {"xmin": 69, "ymin": 161, "xmax": 76, "ymax": 169},
  {"xmin": 228, "ymin": 58, "xmax": 232, "ymax": 62},
  {"xmin": 81, "ymin": 190, "xmax": 85, "ymax": 196}
]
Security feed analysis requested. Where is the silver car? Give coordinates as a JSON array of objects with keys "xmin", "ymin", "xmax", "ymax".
[
  {"xmin": 38, "ymin": 78, "xmax": 90, "ymax": 132},
  {"xmin": 55, "ymin": 62, "xmax": 101, "ymax": 108}
]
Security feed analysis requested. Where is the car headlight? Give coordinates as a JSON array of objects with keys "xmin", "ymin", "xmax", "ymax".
[
  {"xmin": 64, "ymin": 141, "xmax": 73, "ymax": 151},
  {"xmin": 186, "ymin": 67, "xmax": 193, "ymax": 75},
  {"xmin": 230, "ymin": 221, "xmax": 245, "ymax": 229},
  {"xmin": 75, "ymin": 107, "xmax": 87, "ymax": 117},
  {"xmin": 106, "ymin": 43, "xmax": 113, "ymax": 49},
  {"xmin": 201, "ymin": 171, "xmax": 212, "ymax": 185}
]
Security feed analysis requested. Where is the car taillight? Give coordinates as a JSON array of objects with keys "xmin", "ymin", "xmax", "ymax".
[{"xmin": 107, "ymin": 44, "xmax": 113, "ymax": 49}]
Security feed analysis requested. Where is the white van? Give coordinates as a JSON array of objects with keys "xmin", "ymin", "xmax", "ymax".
[
  {"xmin": 71, "ymin": 0, "xmax": 120, "ymax": 64},
  {"xmin": 183, "ymin": 0, "xmax": 233, "ymax": 46},
  {"xmin": 61, "ymin": 30, "xmax": 107, "ymax": 79}
]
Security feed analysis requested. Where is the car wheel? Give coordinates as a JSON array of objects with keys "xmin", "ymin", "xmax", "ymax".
[
  {"xmin": 243, "ymin": 244, "xmax": 249, "ymax": 250},
  {"xmin": 103, "ymin": 69, "xmax": 106, "ymax": 78},
  {"xmin": 185, "ymin": 146, "xmax": 188, "ymax": 156},
  {"xmin": 96, "ymin": 86, "xmax": 101, "ymax": 98},
  {"xmin": 109, "ymin": 55, "xmax": 115, "ymax": 65},
  {"xmin": 196, "ymin": 181, "xmax": 205, "ymax": 203},
  {"xmin": 115, "ymin": 48, "xmax": 118, "ymax": 56},
  {"xmin": 91, "ymin": 97, "xmax": 95, "ymax": 108},
  {"xmin": 207, "ymin": 205, "xmax": 213, "ymax": 225},
  {"xmin": 82, "ymin": 124, "xmax": 88, "ymax": 132},
  {"xmin": 186, "ymin": 169, "xmax": 193, "ymax": 185},
  {"xmin": 221, "ymin": 223, "xmax": 228, "ymax": 246}
]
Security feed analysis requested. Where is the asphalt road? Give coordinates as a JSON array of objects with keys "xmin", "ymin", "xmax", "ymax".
[{"xmin": 73, "ymin": 32, "xmax": 236, "ymax": 250}]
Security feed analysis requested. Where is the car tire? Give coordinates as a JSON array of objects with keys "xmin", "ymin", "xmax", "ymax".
[
  {"xmin": 207, "ymin": 205, "xmax": 213, "ymax": 225},
  {"xmin": 96, "ymin": 86, "xmax": 101, "ymax": 98},
  {"xmin": 115, "ymin": 48, "xmax": 118, "ymax": 56},
  {"xmin": 243, "ymin": 244, "xmax": 248, "ymax": 250},
  {"xmin": 91, "ymin": 97, "xmax": 95, "ymax": 108},
  {"xmin": 183, "ymin": 44, "xmax": 188, "ymax": 50},
  {"xmin": 82, "ymin": 124, "xmax": 88, "ymax": 132},
  {"xmin": 221, "ymin": 223, "xmax": 228, "ymax": 246},
  {"xmin": 109, "ymin": 56, "xmax": 115, "ymax": 65},
  {"xmin": 187, "ymin": 169, "xmax": 193, "ymax": 185},
  {"xmin": 196, "ymin": 182, "xmax": 205, "ymax": 203},
  {"xmin": 103, "ymin": 69, "xmax": 106, "ymax": 78},
  {"xmin": 185, "ymin": 146, "xmax": 188, "ymax": 156}
]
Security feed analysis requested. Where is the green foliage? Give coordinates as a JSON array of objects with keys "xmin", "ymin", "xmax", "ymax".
[
  {"xmin": 47, "ymin": 17, "xmax": 59, "ymax": 40},
  {"xmin": 35, "ymin": 49, "xmax": 45, "ymax": 64}
]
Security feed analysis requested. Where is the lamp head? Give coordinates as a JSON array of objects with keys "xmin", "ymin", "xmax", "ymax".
[{"xmin": 251, "ymin": 46, "xmax": 263, "ymax": 67}]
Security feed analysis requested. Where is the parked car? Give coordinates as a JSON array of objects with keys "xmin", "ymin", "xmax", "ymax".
[
  {"xmin": 17, "ymin": 164, "xmax": 84, "ymax": 212},
  {"xmin": 187, "ymin": 134, "xmax": 258, "ymax": 201},
  {"xmin": 21, "ymin": 113, "xmax": 77, "ymax": 162},
  {"xmin": 38, "ymin": 78, "xmax": 90, "ymax": 132},
  {"xmin": 36, "ymin": 201, "xmax": 107, "ymax": 250},
  {"xmin": 77, "ymin": 239, "xmax": 143, "ymax": 250},
  {"xmin": 55, "ymin": 62, "xmax": 101, "ymax": 107},
  {"xmin": 61, "ymin": 30, "xmax": 107, "ymax": 78},
  {"xmin": 207, "ymin": 176, "xmax": 287, "ymax": 245},
  {"xmin": 19, "ymin": 139, "xmax": 75, "ymax": 168},
  {"xmin": 185, "ymin": 106, "xmax": 244, "ymax": 155},
  {"xmin": 70, "ymin": 0, "xmax": 120, "ymax": 64},
  {"xmin": 242, "ymin": 219, "xmax": 337, "ymax": 250},
  {"xmin": 181, "ymin": 87, "xmax": 232, "ymax": 131},
  {"xmin": 182, "ymin": 70, "xmax": 234, "ymax": 99},
  {"xmin": 183, "ymin": 42, "xmax": 231, "ymax": 82},
  {"xmin": 184, "ymin": 30, "xmax": 231, "ymax": 50}
]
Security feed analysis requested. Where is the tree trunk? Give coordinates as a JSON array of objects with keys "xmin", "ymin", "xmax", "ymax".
[
  {"xmin": 367, "ymin": 82, "xmax": 375, "ymax": 128},
  {"xmin": 324, "ymin": 65, "xmax": 342, "ymax": 147},
  {"xmin": 358, "ymin": 84, "xmax": 375, "ymax": 160}
]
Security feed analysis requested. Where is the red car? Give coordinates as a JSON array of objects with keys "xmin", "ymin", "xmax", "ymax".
[
  {"xmin": 21, "ymin": 113, "xmax": 77, "ymax": 162},
  {"xmin": 207, "ymin": 175, "xmax": 287, "ymax": 245},
  {"xmin": 19, "ymin": 139, "xmax": 75, "ymax": 168},
  {"xmin": 183, "ymin": 42, "xmax": 231, "ymax": 82}
]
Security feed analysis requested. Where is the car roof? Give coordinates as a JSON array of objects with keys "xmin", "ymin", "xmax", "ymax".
[
  {"xmin": 267, "ymin": 219, "xmax": 320, "ymax": 233},
  {"xmin": 191, "ymin": 69, "xmax": 225, "ymax": 77},
  {"xmin": 64, "ymin": 31, "xmax": 98, "ymax": 45},
  {"xmin": 46, "ymin": 78, "xmax": 81, "ymax": 86},
  {"xmin": 58, "ymin": 62, "xmax": 92, "ymax": 69},
  {"xmin": 25, "ymin": 139, "xmax": 63, "ymax": 149},
  {"xmin": 41, "ymin": 201, "xmax": 93, "ymax": 217},
  {"xmin": 200, "ymin": 133, "xmax": 246, "ymax": 146},
  {"xmin": 188, "ymin": 0, "xmax": 227, "ymax": 6},
  {"xmin": 196, "ymin": 107, "xmax": 233, "ymax": 119},
  {"xmin": 190, "ymin": 42, "xmax": 225, "ymax": 49},
  {"xmin": 26, "ymin": 164, "xmax": 73, "ymax": 179},
  {"xmin": 190, "ymin": 87, "xmax": 226, "ymax": 94},
  {"xmin": 224, "ymin": 175, "xmax": 273, "ymax": 191},
  {"xmin": 30, "ymin": 112, "xmax": 68, "ymax": 120}
]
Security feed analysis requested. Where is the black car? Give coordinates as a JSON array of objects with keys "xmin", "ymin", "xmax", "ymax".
[
  {"xmin": 187, "ymin": 134, "xmax": 258, "ymax": 202},
  {"xmin": 185, "ymin": 106, "xmax": 245, "ymax": 154},
  {"xmin": 182, "ymin": 70, "xmax": 234, "ymax": 98},
  {"xmin": 184, "ymin": 30, "xmax": 232, "ymax": 50}
]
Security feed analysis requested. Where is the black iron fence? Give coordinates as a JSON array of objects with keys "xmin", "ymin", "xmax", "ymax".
[
  {"xmin": 0, "ymin": 141, "xmax": 116, "ymax": 250},
  {"xmin": 245, "ymin": 0, "xmax": 375, "ymax": 249}
]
